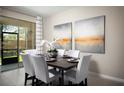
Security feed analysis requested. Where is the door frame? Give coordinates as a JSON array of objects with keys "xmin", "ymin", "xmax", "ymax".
[{"xmin": 1, "ymin": 30, "xmax": 19, "ymax": 65}]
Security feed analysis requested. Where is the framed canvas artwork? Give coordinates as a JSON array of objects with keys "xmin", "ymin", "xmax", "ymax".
[
  {"xmin": 75, "ymin": 16, "xmax": 105, "ymax": 53},
  {"xmin": 54, "ymin": 22, "xmax": 72, "ymax": 50}
]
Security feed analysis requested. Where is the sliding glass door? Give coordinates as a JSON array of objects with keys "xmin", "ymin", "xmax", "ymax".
[{"xmin": 0, "ymin": 16, "xmax": 35, "ymax": 71}]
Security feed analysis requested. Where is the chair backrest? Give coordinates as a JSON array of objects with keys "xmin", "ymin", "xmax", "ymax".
[
  {"xmin": 76, "ymin": 55, "xmax": 91, "ymax": 83},
  {"xmin": 21, "ymin": 54, "xmax": 35, "ymax": 76},
  {"xmin": 57, "ymin": 49, "xmax": 65, "ymax": 57},
  {"xmin": 30, "ymin": 55, "xmax": 49, "ymax": 83},
  {"xmin": 25, "ymin": 49, "xmax": 38, "ymax": 55},
  {"xmin": 65, "ymin": 50, "xmax": 80, "ymax": 58}
]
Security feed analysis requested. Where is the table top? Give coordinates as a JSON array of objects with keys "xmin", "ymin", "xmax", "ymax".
[{"xmin": 47, "ymin": 58, "xmax": 78, "ymax": 70}]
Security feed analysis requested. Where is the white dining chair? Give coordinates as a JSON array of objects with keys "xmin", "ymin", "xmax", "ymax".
[
  {"xmin": 21, "ymin": 54, "xmax": 35, "ymax": 86},
  {"xmin": 25, "ymin": 49, "xmax": 38, "ymax": 55},
  {"xmin": 65, "ymin": 50, "xmax": 80, "ymax": 58},
  {"xmin": 30, "ymin": 55, "xmax": 60, "ymax": 85},
  {"xmin": 57, "ymin": 49, "xmax": 65, "ymax": 57},
  {"xmin": 64, "ymin": 55, "xmax": 92, "ymax": 85}
]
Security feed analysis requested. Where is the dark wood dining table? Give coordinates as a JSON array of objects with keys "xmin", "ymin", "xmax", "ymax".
[{"xmin": 46, "ymin": 57, "xmax": 78, "ymax": 85}]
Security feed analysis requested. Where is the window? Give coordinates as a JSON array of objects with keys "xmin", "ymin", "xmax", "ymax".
[
  {"xmin": 0, "ymin": 16, "xmax": 36, "ymax": 49},
  {"xmin": 0, "ymin": 16, "xmax": 36, "ymax": 65}
]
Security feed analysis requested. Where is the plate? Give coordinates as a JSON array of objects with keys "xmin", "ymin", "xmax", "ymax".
[
  {"xmin": 67, "ymin": 58, "xmax": 79, "ymax": 63},
  {"xmin": 63, "ymin": 55, "xmax": 72, "ymax": 59},
  {"xmin": 46, "ymin": 58, "xmax": 56, "ymax": 62}
]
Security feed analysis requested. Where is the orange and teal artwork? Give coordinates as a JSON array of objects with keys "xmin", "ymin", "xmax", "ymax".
[
  {"xmin": 75, "ymin": 16, "xmax": 105, "ymax": 53},
  {"xmin": 54, "ymin": 23, "xmax": 72, "ymax": 50}
]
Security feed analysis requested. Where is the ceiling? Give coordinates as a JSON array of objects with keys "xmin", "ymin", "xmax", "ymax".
[{"xmin": 1, "ymin": 6, "xmax": 74, "ymax": 17}]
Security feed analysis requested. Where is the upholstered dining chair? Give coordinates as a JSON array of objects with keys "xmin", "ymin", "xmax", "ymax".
[
  {"xmin": 57, "ymin": 49, "xmax": 65, "ymax": 57},
  {"xmin": 21, "ymin": 54, "xmax": 35, "ymax": 86},
  {"xmin": 64, "ymin": 55, "xmax": 92, "ymax": 86},
  {"xmin": 25, "ymin": 49, "xmax": 38, "ymax": 55},
  {"xmin": 30, "ymin": 55, "xmax": 60, "ymax": 85},
  {"xmin": 65, "ymin": 50, "xmax": 80, "ymax": 58}
]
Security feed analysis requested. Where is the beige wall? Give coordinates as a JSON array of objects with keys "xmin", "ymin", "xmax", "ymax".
[
  {"xmin": 43, "ymin": 6, "xmax": 124, "ymax": 79},
  {"xmin": 0, "ymin": 8, "xmax": 36, "ymax": 22}
]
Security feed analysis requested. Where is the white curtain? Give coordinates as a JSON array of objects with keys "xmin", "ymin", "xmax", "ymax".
[{"xmin": 36, "ymin": 16, "xmax": 43, "ymax": 54}]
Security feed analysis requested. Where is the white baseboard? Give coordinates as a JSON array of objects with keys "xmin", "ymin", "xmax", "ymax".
[{"xmin": 90, "ymin": 71, "xmax": 124, "ymax": 83}]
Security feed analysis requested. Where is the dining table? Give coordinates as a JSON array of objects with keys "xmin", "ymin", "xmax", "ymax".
[{"xmin": 46, "ymin": 56, "xmax": 78, "ymax": 85}]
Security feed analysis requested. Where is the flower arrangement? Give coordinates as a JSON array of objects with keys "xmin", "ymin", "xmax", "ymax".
[{"xmin": 47, "ymin": 48, "xmax": 58, "ymax": 58}]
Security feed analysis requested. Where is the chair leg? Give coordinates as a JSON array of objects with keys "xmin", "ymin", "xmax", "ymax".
[
  {"xmin": 35, "ymin": 79, "xmax": 45, "ymax": 86},
  {"xmin": 36, "ymin": 78, "xmax": 39, "ymax": 86},
  {"xmin": 53, "ymin": 67, "xmax": 57, "ymax": 71},
  {"xmin": 32, "ymin": 76, "xmax": 35, "ymax": 86},
  {"xmin": 24, "ymin": 73, "xmax": 28, "ymax": 86},
  {"xmin": 85, "ymin": 78, "xmax": 87, "ymax": 86},
  {"xmin": 50, "ymin": 82, "xmax": 52, "ymax": 86},
  {"xmin": 68, "ymin": 81, "xmax": 72, "ymax": 86},
  {"xmin": 59, "ymin": 77, "xmax": 61, "ymax": 85},
  {"xmin": 79, "ymin": 81, "xmax": 84, "ymax": 86},
  {"xmin": 46, "ymin": 83, "xmax": 50, "ymax": 86}
]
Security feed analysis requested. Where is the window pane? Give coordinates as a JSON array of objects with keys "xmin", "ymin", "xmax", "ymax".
[
  {"xmin": 19, "ymin": 27, "xmax": 26, "ymax": 49},
  {"xmin": 19, "ymin": 25, "xmax": 35, "ymax": 49},
  {"xmin": 3, "ymin": 33, "xmax": 17, "ymax": 49},
  {"xmin": 2, "ymin": 25, "xmax": 18, "ymax": 33},
  {"xmin": 3, "ymin": 50, "xmax": 17, "ymax": 58},
  {"xmin": 27, "ymin": 28, "xmax": 34, "ymax": 49}
]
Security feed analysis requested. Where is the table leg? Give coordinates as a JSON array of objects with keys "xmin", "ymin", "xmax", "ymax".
[{"xmin": 61, "ymin": 70, "xmax": 64, "ymax": 85}]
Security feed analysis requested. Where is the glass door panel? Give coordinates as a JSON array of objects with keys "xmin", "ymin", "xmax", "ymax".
[
  {"xmin": 3, "ymin": 33, "xmax": 17, "ymax": 49},
  {"xmin": 2, "ymin": 29, "xmax": 19, "ymax": 65}
]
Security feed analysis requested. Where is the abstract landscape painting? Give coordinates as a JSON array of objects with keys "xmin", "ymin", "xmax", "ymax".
[
  {"xmin": 75, "ymin": 16, "xmax": 105, "ymax": 53},
  {"xmin": 54, "ymin": 23, "xmax": 72, "ymax": 50}
]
